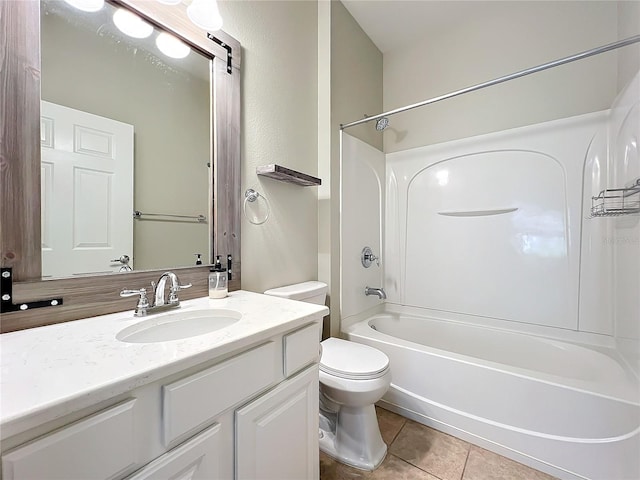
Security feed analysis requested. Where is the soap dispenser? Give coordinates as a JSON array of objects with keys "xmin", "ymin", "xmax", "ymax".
[{"xmin": 209, "ymin": 255, "xmax": 228, "ymax": 299}]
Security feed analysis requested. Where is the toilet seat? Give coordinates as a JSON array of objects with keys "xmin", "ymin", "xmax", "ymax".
[{"xmin": 320, "ymin": 338, "xmax": 389, "ymax": 380}]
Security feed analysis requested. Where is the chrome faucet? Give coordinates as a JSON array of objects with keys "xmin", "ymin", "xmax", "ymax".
[
  {"xmin": 121, "ymin": 271, "xmax": 192, "ymax": 316},
  {"xmin": 153, "ymin": 271, "xmax": 190, "ymax": 307},
  {"xmin": 364, "ymin": 286, "xmax": 387, "ymax": 299}
]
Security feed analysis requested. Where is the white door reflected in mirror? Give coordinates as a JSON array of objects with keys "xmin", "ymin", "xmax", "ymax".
[{"xmin": 41, "ymin": 101, "xmax": 134, "ymax": 278}]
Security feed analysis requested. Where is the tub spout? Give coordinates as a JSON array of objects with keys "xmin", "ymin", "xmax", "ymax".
[{"xmin": 365, "ymin": 286, "xmax": 386, "ymax": 299}]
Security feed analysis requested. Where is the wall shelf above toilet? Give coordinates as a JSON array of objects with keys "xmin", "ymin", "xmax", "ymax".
[{"xmin": 256, "ymin": 164, "xmax": 321, "ymax": 187}]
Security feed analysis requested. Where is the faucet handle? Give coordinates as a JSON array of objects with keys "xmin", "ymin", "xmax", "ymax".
[
  {"xmin": 120, "ymin": 288, "xmax": 147, "ymax": 298},
  {"xmin": 120, "ymin": 288, "xmax": 150, "ymax": 316},
  {"xmin": 170, "ymin": 280, "xmax": 192, "ymax": 295},
  {"xmin": 361, "ymin": 246, "xmax": 380, "ymax": 268},
  {"xmin": 168, "ymin": 281, "xmax": 192, "ymax": 304}
]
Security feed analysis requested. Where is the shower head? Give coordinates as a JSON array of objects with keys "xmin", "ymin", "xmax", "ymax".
[{"xmin": 375, "ymin": 117, "xmax": 390, "ymax": 131}]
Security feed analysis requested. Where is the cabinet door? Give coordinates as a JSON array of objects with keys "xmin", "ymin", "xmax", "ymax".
[
  {"xmin": 236, "ymin": 365, "xmax": 319, "ymax": 480},
  {"xmin": 126, "ymin": 423, "xmax": 221, "ymax": 480}
]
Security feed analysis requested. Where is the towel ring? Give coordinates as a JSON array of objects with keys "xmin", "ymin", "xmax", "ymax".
[{"xmin": 243, "ymin": 188, "xmax": 270, "ymax": 225}]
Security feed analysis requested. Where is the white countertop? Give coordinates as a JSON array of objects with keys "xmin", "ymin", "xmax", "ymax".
[{"xmin": 0, "ymin": 291, "xmax": 329, "ymax": 439}]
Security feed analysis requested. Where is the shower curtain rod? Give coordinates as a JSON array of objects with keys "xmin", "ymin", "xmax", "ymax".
[{"xmin": 340, "ymin": 34, "xmax": 640, "ymax": 130}]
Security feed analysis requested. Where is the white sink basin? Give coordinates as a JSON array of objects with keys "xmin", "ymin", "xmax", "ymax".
[{"xmin": 116, "ymin": 309, "xmax": 242, "ymax": 343}]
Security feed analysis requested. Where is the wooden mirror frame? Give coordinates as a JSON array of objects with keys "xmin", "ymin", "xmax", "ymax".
[{"xmin": 0, "ymin": 0, "xmax": 241, "ymax": 333}]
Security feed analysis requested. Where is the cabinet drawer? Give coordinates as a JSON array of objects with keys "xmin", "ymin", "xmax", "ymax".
[
  {"xmin": 2, "ymin": 399, "xmax": 137, "ymax": 480},
  {"xmin": 163, "ymin": 342, "xmax": 277, "ymax": 446},
  {"xmin": 283, "ymin": 323, "xmax": 320, "ymax": 377}
]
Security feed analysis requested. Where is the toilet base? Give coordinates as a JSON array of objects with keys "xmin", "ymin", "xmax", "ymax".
[{"xmin": 319, "ymin": 404, "xmax": 387, "ymax": 471}]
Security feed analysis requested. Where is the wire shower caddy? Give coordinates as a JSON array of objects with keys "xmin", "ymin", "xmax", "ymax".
[{"xmin": 590, "ymin": 178, "xmax": 640, "ymax": 217}]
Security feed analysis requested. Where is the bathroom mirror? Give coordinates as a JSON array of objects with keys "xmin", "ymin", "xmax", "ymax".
[
  {"xmin": 40, "ymin": 0, "xmax": 211, "ymax": 277},
  {"xmin": 0, "ymin": 0, "xmax": 241, "ymax": 332}
]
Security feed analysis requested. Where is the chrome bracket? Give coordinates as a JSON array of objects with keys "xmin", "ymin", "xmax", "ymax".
[
  {"xmin": 0, "ymin": 268, "xmax": 63, "ymax": 313},
  {"xmin": 207, "ymin": 33, "xmax": 233, "ymax": 74}
]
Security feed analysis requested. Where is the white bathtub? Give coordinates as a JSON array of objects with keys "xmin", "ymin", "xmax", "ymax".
[{"xmin": 345, "ymin": 312, "xmax": 640, "ymax": 480}]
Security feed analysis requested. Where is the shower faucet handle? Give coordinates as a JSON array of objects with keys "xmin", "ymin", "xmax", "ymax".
[{"xmin": 361, "ymin": 246, "xmax": 380, "ymax": 268}]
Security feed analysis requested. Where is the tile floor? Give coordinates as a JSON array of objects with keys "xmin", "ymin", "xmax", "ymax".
[{"xmin": 320, "ymin": 407, "xmax": 558, "ymax": 480}]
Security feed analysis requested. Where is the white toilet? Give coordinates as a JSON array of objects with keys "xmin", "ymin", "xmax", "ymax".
[{"xmin": 264, "ymin": 281, "xmax": 391, "ymax": 471}]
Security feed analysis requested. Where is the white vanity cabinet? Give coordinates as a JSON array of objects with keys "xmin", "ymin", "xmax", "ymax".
[{"xmin": 1, "ymin": 318, "xmax": 322, "ymax": 480}]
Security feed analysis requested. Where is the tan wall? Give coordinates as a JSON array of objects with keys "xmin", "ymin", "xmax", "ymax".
[
  {"xmin": 218, "ymin": 1, "xmax": 320, "ymax": 294},
  {"xmin": 219, "ymin": 0, "xmax": 383, "ymax": 336},
  {"xmin": 383, "ymin": 1, "xmax": 620, "ymax": 153},
  {"xmin": 617, "ymin": 1, "xmax": 640, "ymax": 91},
  {"xmin": 41, "ymin": 12, "xmax": 210, "ymax": 271},
  {"xmin": 331, "ymin": 1, "xmax": 384, "ymax": 152},
  {"xmin": 318, "ymin": 0, "xmax": 332, "ymax": 337},
  {"xmin": 326, "ymin": 1, "xmax": 383, "ymax": 336}
]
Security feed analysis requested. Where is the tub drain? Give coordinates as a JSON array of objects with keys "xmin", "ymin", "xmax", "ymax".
[{"xmin": 370, "ymin": 325, "xmax": 377, "ymax": 331}]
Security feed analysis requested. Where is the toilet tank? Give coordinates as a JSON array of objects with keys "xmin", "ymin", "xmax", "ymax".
[{"xmin": 264, "ymin": 281, "xmax": 328, "ymax": 305}]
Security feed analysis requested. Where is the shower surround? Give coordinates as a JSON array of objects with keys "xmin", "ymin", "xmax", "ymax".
[{"xmin": 339, "ymin": 73, "xmax": 639, "ymax": 480}]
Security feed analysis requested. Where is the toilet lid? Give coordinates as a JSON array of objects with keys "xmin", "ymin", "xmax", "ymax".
[{"xmin": 320, "ymin": 338, "xmax": 389, "ymax": 380}]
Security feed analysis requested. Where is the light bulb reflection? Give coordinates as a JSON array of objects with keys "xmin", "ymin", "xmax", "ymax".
[
  {"xmin": 436, "ymin": 170, "xmax": 449, "ymax": 186},
  {"xmin": 113, "ymin": 9, "xmax": 153, "ymax": 39},
  {"xmin": 63, "ymin": 0, "xmax": 104, "ymax": 13},
  {"xmin": 155, "ymin": 32, "xmax": 190, "ymax": 59}
]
